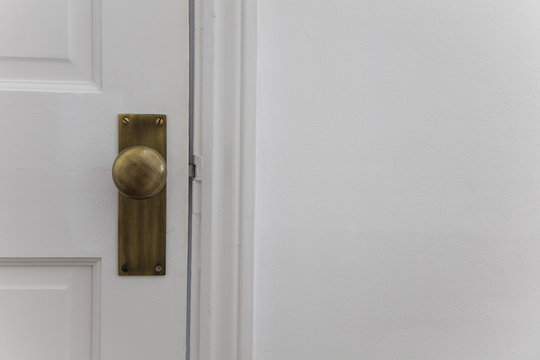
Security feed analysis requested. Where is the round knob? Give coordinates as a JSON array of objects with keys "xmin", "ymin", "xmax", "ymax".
[{"xmin": 112, "ymin": 146, "xmax": 167, "ymax": 199}]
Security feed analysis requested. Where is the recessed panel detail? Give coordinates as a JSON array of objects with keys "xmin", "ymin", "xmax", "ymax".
[
  {"xmin": 0, "ymin": 0, "xmax": 69, "ymax": 59},
  {"xmin": 0, "ymin": 0, "xmax": 101, "ymax": 91},
  {"xmin": 0, "ymin": 259, "xmax": 99, "ymax": 360}
]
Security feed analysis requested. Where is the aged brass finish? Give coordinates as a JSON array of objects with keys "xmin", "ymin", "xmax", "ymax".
[
  {"xmin": 116, "ymin": 114, "xmax": 167, "ymax": 276},
  {"xmin": 112, "ymin": 146, "xmax": 167, "ymax": 199}
]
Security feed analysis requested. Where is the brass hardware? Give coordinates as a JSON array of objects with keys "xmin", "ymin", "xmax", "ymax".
[
  {"xmin": 112, "ymin": 146, "xmax": 167, "ymax": 199},
  {"xmin": 115, "ymin": 114, "xmax": 167, "ymax": 276},
  {"xmin": 155, "ymin": 117, "xmax": 164, "ymax": 126}
]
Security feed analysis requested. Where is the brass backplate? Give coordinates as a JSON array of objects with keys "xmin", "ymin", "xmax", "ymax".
[{"xmin": 118, "ymin": 114, "xmax": 166, "ymax": 276}]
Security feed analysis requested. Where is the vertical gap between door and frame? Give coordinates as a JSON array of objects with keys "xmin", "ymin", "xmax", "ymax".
[{"xmin": 186, "ymin": 0, "xmax": 195, "ymax": 358}]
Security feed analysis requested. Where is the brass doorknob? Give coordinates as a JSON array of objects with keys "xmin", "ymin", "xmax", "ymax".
[{"xmin": 112, "ymin": 146, "xmax": 167, "ymax": 199}]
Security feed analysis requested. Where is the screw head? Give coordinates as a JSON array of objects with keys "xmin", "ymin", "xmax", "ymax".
[
  {"xmin": 155, "ymin": 117, "xmax": 164, "ymax": 126},
  {"xmin": 121, "ymin": 264, "xmax": 129, "ymax": 273},
  {"xmin": 155, "ymin": 264, "xmax": 163, "ymax": 273},
  {"xmin": 122, "ymin": 117, "xmax": 130, "ymax": 125}
]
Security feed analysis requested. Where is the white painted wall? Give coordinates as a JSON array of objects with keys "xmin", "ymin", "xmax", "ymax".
[{"xmin": 254, "ymin": 1, "xmax": 540, "ymax": 359}]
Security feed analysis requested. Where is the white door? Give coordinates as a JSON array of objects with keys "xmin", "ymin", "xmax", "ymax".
[{"xmin": 0, "ymin": 1, "xmax": 188, "ymax": 359}]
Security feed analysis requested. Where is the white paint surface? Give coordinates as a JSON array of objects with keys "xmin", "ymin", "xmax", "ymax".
[
  {"xmin": 0, "ymin": 1, "xmax": 189, "ymax": 359},
  {"xmin": 254, "ymin": 1, "xmax": 540, "ymax": 359},
  {"xmin": 0, "ymin": 0, "xmax": 100, "ymax": 90},
  {"xmin": 0, "ymin": 260, "xmax": 97, "ymax": 360},
  {"xmin": 0, "ymin": 0, "xmax": 69, "ymax": 59}
]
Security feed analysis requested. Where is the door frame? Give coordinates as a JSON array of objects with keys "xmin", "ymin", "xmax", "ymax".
[{"xmin": 190, "ymin": 0, "xmax": 257, "ymax": 360}]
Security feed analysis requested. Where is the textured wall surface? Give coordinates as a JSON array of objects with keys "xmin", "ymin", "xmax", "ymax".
[{"xmin": 254, "ymin": 1, "xmax": 540, "ymax": 359}]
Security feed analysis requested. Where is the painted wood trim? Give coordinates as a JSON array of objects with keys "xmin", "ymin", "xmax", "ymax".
[{"xmin": 191, "ymin": 0, "xmax": 258, "ymax": 359}]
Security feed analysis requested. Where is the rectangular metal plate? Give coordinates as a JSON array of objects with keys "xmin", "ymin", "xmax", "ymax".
[{"xmin": 118, "ymin": 114, "xmax": 166, "ymax": 276}]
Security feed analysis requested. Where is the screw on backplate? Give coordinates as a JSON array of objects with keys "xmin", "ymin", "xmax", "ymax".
[
  {"xmin": 155, "ymin": 117, "xmax": 164, "ymax": 126},
  {"xmin": 122, "ymin": 117, "xmax": 130, "ymax": 125},
  {"xmin": 155, "ymin": 264, "xmax": 163, "ymax": 273},
  {"xmin": 121, "ymin": 264, "xmax": 129, "ymax": 273}
]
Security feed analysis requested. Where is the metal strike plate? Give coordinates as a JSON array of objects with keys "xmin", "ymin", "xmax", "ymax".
[{"xmin": 117, "ymin": 114, "xmax": 166, "ymax": 276}]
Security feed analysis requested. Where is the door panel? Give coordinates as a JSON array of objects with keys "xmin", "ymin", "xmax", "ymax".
[
  {"xmin": 0, "ymin": 259, "xmax": 98, "ymax": 360},
  {"xmin": 0, "ymin": 0, "xmax": 99, "ymax": 91},
  {"xmin": 0, "ymin": 1, "xmax": 189, "ymax": 359}
]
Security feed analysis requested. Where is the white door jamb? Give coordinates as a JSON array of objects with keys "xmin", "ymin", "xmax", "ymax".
[{"xmin": 190, "ymin": 1, "xmax": 258, "ymax": 360}]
